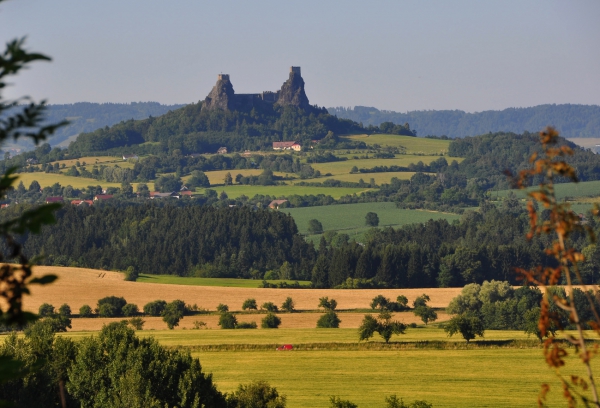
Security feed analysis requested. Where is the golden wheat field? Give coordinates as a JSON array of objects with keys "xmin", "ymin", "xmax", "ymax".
[{"xmin": 24, "ymin": 266, "xmax": 459, "ymax": 322}]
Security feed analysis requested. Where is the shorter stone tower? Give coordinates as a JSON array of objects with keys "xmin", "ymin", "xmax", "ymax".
[{"xmin": 290, "ymin": 67, "xmax": 301, "ymax": 75}]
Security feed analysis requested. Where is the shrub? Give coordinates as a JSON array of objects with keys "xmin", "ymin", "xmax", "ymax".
[
  {"xmin": 124, "ymin": 265, "xmax": 138, "ymax": 281},
  {"xmin": 281, "ymin": 297, "xmax": 295, "ymax": 313},
  {"xmin": 236, "ymin": 321, "xmax": 257, "ymax": 329},
  {"xmin": 122, "ymin": 303, "xmax": 139, "ymax": 317},
  {"xmin": 308, "ymin": 219, "xmax": 323, "ymax": 234},
  {"xmin": 317, "ymin": 311, "xmax": 341, "ymax": 328},
  {"xmin": 261, "ymin": 302, "xmax": 278, "ymax": 313},
  {"xmin": 143, "ymin": 300, "xmax": 167, "ymax": 316},
  {"xmin": 318, "ymin": 297, "xmax": 337, "ymax": 311},
  {"xmin": 365, "ymin": 212, "xmax": 379, "ymax": 227},
  {"xmin": 330, "ymin": 396, "xmax": 358, "ymax": 408},
  {"xmin": 38, "ymin": 303, "xmax": 55, "ymax": 317},
  {"xmin": 226, "ymin": 381, "xmax": 286, "ymax": 408},
  {"xmin": 216, "ymin": 303, "xmax": 229, "ymax": 313},
  {"xmin": 97, "ymin": 296, "xmax": 127, "ymax": 317},
  {"xmin": 261, "ymin": 313, "xmax": 281, "ymax": 329},
  {"xmin": 242, "ymin": 298, "xmax": 257, "ymax": 310},
  {"xmin": 79, "ymin": 304, "xmax": 93, "ymax": 317},
  {"xmin": 218, "ymin": 312, "xmax": 237, "ymax": 329},
  {"xmin": 193, "ymin": 320, "xmax": 207, "ymax": 329},
  {"xmin": 58, "ymin": 303, "xmax": 71, "ymax": 317},
  {"xmin": 128, "ymin": 317, "xmax": 145, "ymax": 330}
]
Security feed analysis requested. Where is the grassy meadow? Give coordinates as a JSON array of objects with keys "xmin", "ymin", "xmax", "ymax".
[
  {"xmin": 342, "ymin": 134, "xmax": 452, "ymax": 155},
  {"xmin": 137, "ymin": 274, "xmax": 310, "ymax": 288},
  {"xmin": 284, "ymin": 202, "xmax": 460, "ymax": 235},
  {"xmin": 196, "ymin": 185, "xmax": 373, "ymax": 199}
]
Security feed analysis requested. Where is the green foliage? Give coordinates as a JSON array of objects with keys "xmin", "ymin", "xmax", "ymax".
[
  {"xmin": 365, "ymin": 212, "xmax": 379, "ymax": 227},
  {"xmin": 444, "ymin": 312, "xmax": 485, "ymax": 343},
  {"xmin": 67, "ymin": 322, "xmax": 227, "ymax": 407},
  {"xmin": 143, "ymin": 300, "xmax": 167, "ymax": 316},
  {"xmin": 329, "ymin": 396, "xmax": 358, "ymax": 408},
  {"xmin": 358, "ymin": 311, "xmax": 406, "ymax": 343},
  {"xmin": 79, "ymin": 304, "xmax": 93, "ymax": 318},
  {"xmin": 236, "ymin": 322, "xmax": 257, "ymax": 329},
  {"xmin": 308, "ymin": 219, "xmax": 324, "ymax": 234},
  {"xmin": 412, "ymin": 295, "xmax": 437, "ymax": 325},
  {"xmin": 122, "ymin": 303, "xmax": 139, "ymax": 317},
  {"xmin": 317, "ymin": 311, "xmax": 341, "ymax": 328},
  {"xmin": 97, "ymin": 296, "xmax": 127, "ymax": 317},
  {"xmin": 318, "ymin": 297, "xmax": 337, "ymax": 311},
  {"xmin": 128, "ymin": 317, "xmax": 145, "ymax": 330},
  {"xmin": 370, "ymin": 295, "xmax": 409, "ymax": 312},
  {"xmin": 218, "ymin": 312, "xmax": 238, "ymax": 329},
  {"xmin": 38, "ymin": 303, "xmax": 55, "ymax": 317},
  {"xmin": 216, "ymin": 303, "xmax": 229, "ymax": 313},
  {"xmin": 261, "ymin": 302, "xmax": 278, "ymax": 313},
  {"xmin": 124, "ymin": 265, "xmax": 138, "ymax": 281},
  {"xmin": 58, "ymin": 303, "xmax": 71, "ymax": 317},
  {"xmin": 242, "ymin": 298, "xmax": 258, "ymax": 310},
  {"xmin": 162, "ymin": 300, "xmax": 185, "ymax": 329},
  {"xmin": 385, "ymin": 395, "xmax": 433, "ymax": 408},
  {"xmin": 261, "ymin": 313, "xmax": 281, "ymax": 329},
  {"xmin": 281, "ymin": 297, "xmax": 295, "ymax": 313},
  {"xmin": 227, "ymin": 380, "xmax": 286, "ymax": 408}
]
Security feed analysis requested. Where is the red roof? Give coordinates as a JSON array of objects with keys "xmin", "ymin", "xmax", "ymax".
[
  {"xmin": 93, "ymin": 194, "xmax": 113, "ymax": 201},
  {"xmin": 273, "ymin": 141, "xmax": 297, "ymax": 148}
]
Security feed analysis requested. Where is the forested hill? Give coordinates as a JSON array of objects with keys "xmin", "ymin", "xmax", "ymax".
[
  {"xmin": 67, "ymin": 102, "xmax": 413, "ymax": 156},
  {"xmin": 6, "ymin": 102, "xmax": 185, "ymax": 150},
  {"xmin": 447, "ymin": 132, "xmax": 600, "ymax": 189},
  {"xmin": 329, "ymin": 104, "xmax": 600, "ymax": 138}
]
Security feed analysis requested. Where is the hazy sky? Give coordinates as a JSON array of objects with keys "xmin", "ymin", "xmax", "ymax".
[{"xmin": 2, "ymin": 0, "xmax": 599, "ymax": 112}]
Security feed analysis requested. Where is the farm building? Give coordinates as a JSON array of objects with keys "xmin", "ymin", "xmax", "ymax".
[
  {"xmin": 268, "ymin": 199, "xmax": 288, "ymax": 209},
  {"xmin": 71, "ymin": 200, "xmax": 94, "ymax": 206},
  {"xmin": 93, "ymin": 194, "xmax": 113, "ymax": 201},
  {"xmin": 273, "ymin": 141, "xmax": 301, "ymax": 151},
  {"xmin": 217, "ymin": 147, "xmax": 228, "ymax": 154},
  {"xmin": 122, "ymin": 154, "xmax": 139, "ymax": 160}
]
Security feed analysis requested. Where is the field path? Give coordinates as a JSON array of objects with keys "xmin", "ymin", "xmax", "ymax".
[{"xmin": 25, "ymin": 266, "xmax": 462, "ymax": 313}]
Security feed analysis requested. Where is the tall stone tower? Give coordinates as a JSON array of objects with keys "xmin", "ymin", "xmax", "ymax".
[
  {"xmin": 202, "ymin": 74, "xmax": 236, "ymax": 111},
  {"xmin": 290, "ymin": 66, "xmax": 301, "ymax": 75},
  {"xmin": 276, "ymin": 66, "xmax": 312, "ymax": 111}
]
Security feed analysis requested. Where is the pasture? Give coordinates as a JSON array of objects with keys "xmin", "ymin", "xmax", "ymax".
[
  {"xmin": 309, "ymin": 155, "xmax": 450, "ymax": 176},
  {"xmin": 284, "ymin": 202, "xmax": 460, "ymax": 234},
  {"xmin": 137, "ymin": 274, "xmax": 311, "ymax": 288},
  {"xmin": 16, "ymin": 172, "xmax": 122, "ymax": 190},
  {"xmin": 294, "ymin": 171, "xmax": 419, "ymax": 185},
  {"xmin": 342, "ymin": 134, "xmax": 452, "ymax": 155}
]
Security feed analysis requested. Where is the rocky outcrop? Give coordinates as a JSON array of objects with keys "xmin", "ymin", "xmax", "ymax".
[
  {"xmin": 275, "ymin": 71, "xmax": 312, "ymax": 111},
  {"xmin": 202, "ymin": 75, "xmax": 236, "ymax": 111},
  {"xmin": 202, "ymin": 68, "xmax": 317, "ymax": 112}
]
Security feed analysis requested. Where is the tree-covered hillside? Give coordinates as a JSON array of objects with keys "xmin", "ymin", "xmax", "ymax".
[
  {"xmin": 329, "ymin": 104, "xmax": 600, "ymax": 138},
  {"xmin": 67, "ymin": 102, "xmax": 414, "ymax": 156},
  {"xmin": 3, "ymin": 102, "xmax": 185, "ymax": 150}
]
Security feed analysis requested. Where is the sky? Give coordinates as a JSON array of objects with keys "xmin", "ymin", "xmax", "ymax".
[{"xmin": 1, "ymin": 0, "xmax": 599, "ymax": 112}]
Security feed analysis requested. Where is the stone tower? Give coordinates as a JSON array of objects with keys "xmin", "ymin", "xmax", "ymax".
[
  {"xmin": 276, "ymin": 66, "xmax": 312, "ymax": 111},
  {"xmin": 203, "ymin": 74, "xmax": 236, "ymax": 111}
]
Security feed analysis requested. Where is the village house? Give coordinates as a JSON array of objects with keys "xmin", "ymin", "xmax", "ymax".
[
  {"xmin": 268, "ymin": 199, "xmax": 288, "ymax": 209},
  {"xmin": 217, "ymin": 147, "xmax": 228, "ymax": 154},
  {"xmin": 149, "ymin": 191, "xmax": 181, "ymax": 199},
  {"xmin": 70, "ymin": 199, "xmax": 94, "ymax": 206},
  {"xmin": 93, "ymin": 194, "xmax": 113, "ymax": 201},
  {"xmin": 122, "ymin": 154, "xmax": 139, "ymax": 160},
  {"xmin": 273, "ymin": 141, "xmax": 301, "ymax": 151}
]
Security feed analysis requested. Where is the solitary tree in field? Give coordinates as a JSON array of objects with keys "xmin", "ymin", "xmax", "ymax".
[
  {"xmin": 413, "ymin": 294, "xmax": 437, "ymax": 325},
  {"xmin": 318, "ymin": 297, "xmax": 337, "ymax": 311},
  {"xmin": 365, "ymin": 212, "xmax": 379, "ymax": 227},
  {"xmin": 444, "ymin": 312, "xmax": 484, "ymax": 343},
  {"xmin": 308, "ymin": 219, "xmax": 324, "ymax": 234},
  {"xmin": 358, "ymin": 311, "xmax": 406, "ymax": 343},
  {"xmin": 281, "ymin": 297, "xmax": 295, "ymax": 313},
  {"xmin": 242, "ymin": 298, "xmax": 257, "ymax": 310}
]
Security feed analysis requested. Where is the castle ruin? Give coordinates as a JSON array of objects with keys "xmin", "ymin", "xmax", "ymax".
[{"xmin": 202, "ymin": 66, "xmax": 317, "ymax": 112}]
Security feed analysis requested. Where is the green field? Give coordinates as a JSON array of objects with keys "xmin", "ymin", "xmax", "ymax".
[
  {"xmin": 197, "ymin": 185, "xmax": 373, "ymax": 199},
  {"xmin": 284, "ymin": 202, "xmax": 460, "ymax": 235},
  {"xmin": 59, "ymin": 328, "xmax": 597, "ymax": 407},
  {"xmin": 136, "ymin": 275, "xmax": 309, "ymax": 287},
  {"xmin": 310, "ymin": 155, "xmax": 452, "ymax": 176},
  {"xmin": 342, "ymin": 134, "xmax": 452, "ymax": 155},
  {"xmin": 493, "ymin": 180, "xmax": 600, "ymax": 201}
]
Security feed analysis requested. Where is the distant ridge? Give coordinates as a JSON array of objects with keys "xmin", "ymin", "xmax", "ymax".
[{"xmin": 328, "ymin": 104, "xmax": 600, "ymax": 138}]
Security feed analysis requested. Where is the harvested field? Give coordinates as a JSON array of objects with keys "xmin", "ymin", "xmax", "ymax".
[
  {"xmin": 66, "ymin": 311, "xmax": 451, "ymax": 331},
  {"xmin": 24, "ymin": 266, "xmax": 462, "ymax": 313}
]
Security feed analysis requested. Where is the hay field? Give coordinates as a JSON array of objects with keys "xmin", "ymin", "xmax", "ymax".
[
  {"xmin": 16, "ymin": 172, "xmax": 123, "ymax": 189},
  {"xmin": 293, "ymin": 171, "xmax": 418, "ymax": 185},
  {"xmin": 24, "ymin": 266, "xmax": 461, "ymax": 314},
  {"xmin": 342, "ymin": 134, "xmax": 452, "ymax": 155},
  {"xmin": 66, "ymin": 311, "xmax": 451, "ymax": 332},
  {"xmin": 310, "ymin": 155, "xmax": 445, "ymax": 176},
  {"xmin": 136, "ymin": 275, "xmax": 310, "ymax": 288}
]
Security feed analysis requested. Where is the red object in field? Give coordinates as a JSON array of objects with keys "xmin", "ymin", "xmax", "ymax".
[{"xmin": 276, "ymin": 344, "xmax": 293, "ymax": 351}]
